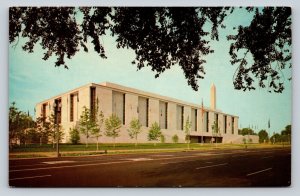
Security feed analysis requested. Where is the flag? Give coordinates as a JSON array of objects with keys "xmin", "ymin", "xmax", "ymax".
[{"xmin": 268, "ymin": 119, "xmax": 270, "ymax": 128}]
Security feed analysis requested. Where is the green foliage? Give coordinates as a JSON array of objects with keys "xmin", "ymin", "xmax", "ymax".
[
  {"xmin": 127, "ymin": 118, "xmax": 142, "ymax": 146},
  {"xmin": 35, "ymin": 116, "xmax": 51, "ymax": 145},
  {"xmin": 211, "ymin": 121, "xmax": 220, "ymax": 136},
  {"xmin": 172, "ymin": 134, "xmax": 179, "ymax": 143},
  {"xmin": 105, "ymin": 114, "xmax": 122, "ymax": 147},
  {"xmin": 270, "ymin": 133, "xmax": 281, "ymax": 144},
  {"xmin": 248, "ymin": 138, "xmax": 253, "ymax": 143},
  {"xmin": 69, "ymin": 127, "xmax": 80, "ymax": 145},
  {"xmin": 238, "ymin": 128, "xmax": 256, "ymax": 136},
  {"xmin": 227, "ymin": 7, "xmax": 291, "ymax": 93},
  {"xmin": 242, "ymin": 137, "xmax": 247, "ymax": 144},
  {"xmin": 258, "ymin": 129, "xmax": 269, "ymax": 143},
  {"xmin": 91, "ymin": 99, "xmax": 105, "ymax": 150},
  {"xmin": 148, "ymin": 122, "xmax": 162, "ymax": 144},
  {"xmin": 160, "ymin": 134, "xmax": 165, "ymax": 143},
  {"xmin": 9, "ymin": 7, "xmax": 291, "ymax": 92},
  {"xmin": 78, "ymin": 106, "xmax": 98, "ymax": 147},
  {"xmin": 48, "ymin": 114, "xmax": 64, "ymax": 143},
  {"xmin": 184, "ymin": 116, "xmax": 192, "ymax": 142},
  {"xmin": 9, "ymin": 102, "xmax": 35, "ymax": 147},
  {"xmin": 184, "ymin": 117, "xmax": 193, "ymax": 149},
  {"xmin": 281, "ymin": 125, "xmax": 291, "ymax": 136}
]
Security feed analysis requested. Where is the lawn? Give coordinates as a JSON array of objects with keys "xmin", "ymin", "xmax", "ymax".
[{"xmin": 10, "ymin": 142, "xmax": 290, "ymax": 153}]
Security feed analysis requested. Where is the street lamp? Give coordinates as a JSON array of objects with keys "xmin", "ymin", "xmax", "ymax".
[{"xmin": 53, "ymin": 102, "xmax": 60, "ymax": 158}]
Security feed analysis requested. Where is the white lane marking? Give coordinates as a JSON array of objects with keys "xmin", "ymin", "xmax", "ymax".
[
  {"xmin": 160, "ymin": 160, "xmax": 197, "ymax": 165},
  {"xmin": 10, "ymin": 163, "xmax": 46, "ymax": 168},
  {"xmin": 10, "ymin": 149, "xmax": 285, "ymax": 173},
  {"xmin": 42, "ymin": 161, "xmax": 76, "ymax": 164},
  {"xmin": 261, "ymin": 156, "xmax": 273, "ymax": 159},
  {"xmin": 10, "ymin": 155, "xmax": 203, "ymax": 172},
  {"xmin": 198, "ymin": 152, "xmax": 237, "ymax": 156},
  {"xmin": 205, "ymin": 161, "xmax": 213, "ymax": 164},
  {"xmin": 246, "ymin": 168, "xmax": 272, "ymax": 176},
  {"xmin": 10, "ymin": 160, "xmax": 131, "ymax": 172},
  {"xmin": 196, "ymin": 163, "xmax": 228, "ymax": 170},
  {"xmin": 127, "ymin": 158, "xmax": 153, "ymax": 161},
  {"xmin": 152, "ymin": 154, "xmax": 174, "ymax": 157},
  {"xmin": 9, "ymin": 174, "xmax": 52, "ymax": 181}
]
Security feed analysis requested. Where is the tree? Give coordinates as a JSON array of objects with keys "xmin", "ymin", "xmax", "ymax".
[
  {"xmin": 78, "ymin": 106, "xmax": 97, "ymax": 148},
  {"xmin": 211, "ymin": 121, "xmax": 220, "ymax": 146},
  {"xmin": 9, "ymin": 102, "xmax": 21, "ymax": 148},
  {"xmin": 9, "ymin": 102, "xmax": 35, "ymax": 147},
  {"xmin": 69, "ymin": 127, "xmax": 80, "ymax": 144},
  {"xmin": 258, "ymin": 129, "xmax": 269, "ymax": 143},
  {"xmin": 184, "ymin": 116, "xmax": 192, "ymax": 149},
  {"xmin": 105, "ymin": 114, "xmax": 122, "ymax": 148},
  {"xmin": 160, "ymin": 134, "xmax": 166, "ymax": 143},
  {"xmin": 148, "ymin": 122, "xmax": 162, "ymax": 146},
  {"xmin": 91, "ymin": 99, "xmax": 105, "ymax": 151},
  {"xmin": 238, "ymin": 128, "xmax": 255, "ymax": 136},
  {"xmin": 48, "ymin": 114, "xmax": 64, "ymax": 148},
  {"xmin": 281, "ymin": 124, "xmax": 291, "ymax": 144},
  {"xmin": 227, "ymin": 7, "xmax": 291, "ymax": 93},
  {"xmin": 127, "ymin": 118, "xmax": 142, "ymax": 147},
  {"xmin": 172, "ymin": 134, "xmax": 179, "ymax": 143},
  {"xmin": 36, "ymin": 116, "xmax": 50, "ymax": 145},
  {"xmin": 9, "ymin": 7, "xmax": 291, "ymax": 93},
  {"xmin": 270, "ymin": 133, "xmax": 281, "ymax": 144}
]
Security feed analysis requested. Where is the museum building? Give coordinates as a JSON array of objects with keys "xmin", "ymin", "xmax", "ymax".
[{"xmin": 36, "ymin": 82, "xmax": 245, "ymax": 144}]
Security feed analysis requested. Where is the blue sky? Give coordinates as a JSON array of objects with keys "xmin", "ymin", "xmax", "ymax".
[{"xmin": 9, "ymin": 8, "xmax": 292, "ymax": 135}]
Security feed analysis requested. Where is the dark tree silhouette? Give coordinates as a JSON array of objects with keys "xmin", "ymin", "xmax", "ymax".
[
  {"xmin": 9, "ymin": 7, "xmax": 291, "ymax": 92},
  {"xmin": 227, "ymin": 7, "xmax": 291, "ymax": 93}
]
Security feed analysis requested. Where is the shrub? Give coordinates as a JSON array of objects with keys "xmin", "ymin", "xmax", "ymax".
[
  {"xmin": 69, "ymin": 127, "xmax": 80, "ymax": 144},
  {"xmin": 172, "ymin": 134, "xmax": 179, "ymax": 143}
]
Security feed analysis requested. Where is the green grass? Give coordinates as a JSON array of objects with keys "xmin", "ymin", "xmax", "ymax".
[
  {"xmin": 10, "ymin": 142, "xmax": 290, "ymax": 153},
  {"xmin": 10, "ymin": 143, "xmax": 207, "ymax": 152}
]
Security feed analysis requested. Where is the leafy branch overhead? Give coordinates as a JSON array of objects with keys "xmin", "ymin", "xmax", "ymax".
[{"xmin": 9, "ymin": 7, "xmax": 291, "ymax": 93}]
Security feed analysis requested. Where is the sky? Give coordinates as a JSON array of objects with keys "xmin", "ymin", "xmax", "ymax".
[{"xmin": 9, "ymin": 8, "xmax": 292, "ymax": 135}]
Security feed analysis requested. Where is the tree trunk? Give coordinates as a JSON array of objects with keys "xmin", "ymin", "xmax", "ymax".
[
  {"xmin": 96, "ymin": 137, "xmax": 99, "ymax": 151},
  {"xmin": 113, "ymin": 138, "xmax": 116, "ymax": 149},
  {"xmin": 40, "ymin": 137, "xmax": 42, "ymax": 146},
  {"xmin": 135, "ymin": 135, "xmax": 137, "ymax": 147},
  {"xmin": 86, "ymin": 136, "xmax": 88, "ymax": 148}
]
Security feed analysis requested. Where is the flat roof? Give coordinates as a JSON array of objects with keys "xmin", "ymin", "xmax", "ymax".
[{"xmin": 37, "ymin": 81, "xmax": 239, "ymax": 117}]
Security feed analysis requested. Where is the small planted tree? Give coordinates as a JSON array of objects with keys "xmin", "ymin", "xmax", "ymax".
[
  {"xmin": 148, "ymin": 122, "xmax": 162, "ymax": 146},
  {"xmin": 48, "ymin": 114, "xmax": 64, "ymax": 148},
  {"xmin": 105, "ymin": 114, "xmax": 122, "ymax": 148},
  {"xmin": 78, "ymin": 106, "xmax": 97, "ymax": 148},
  {"xmin": 91, "ymin": 98, "xmax": 105, "ymax": 151},
  {"xmin": 172, "ymin": 134, "xmax": 179, "ymax": 143},
  {"xmin": 160, "ymin": 134, "xmax": 165, "ymax": 143},
  {"xmin": 127, "ymin": 118, "xmax": 142, "ymax": 147},
  {"xmin": 35, "ymin": 116, "xmax": 50, "ymax": 146},
  {"xmin": 69, "ymin": 127, "xmax": 80, "ymax": 144},
  {"xmin": 211, "ymin": 121, "xmax": 220, "ymax": 147},
  {"xmin": 184, "ymin": 116, "xmax": 192, "ymax": 150}
]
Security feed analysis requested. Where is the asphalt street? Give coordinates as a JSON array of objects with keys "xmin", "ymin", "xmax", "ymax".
[{"xmin": 9, "ymin": 147, "xmax": 291, "ymax": 187}]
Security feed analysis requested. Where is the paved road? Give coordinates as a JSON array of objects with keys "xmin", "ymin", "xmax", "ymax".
[{"xmin": 9, "ymin": 147, "xmax": 291, "ymax": 187}]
